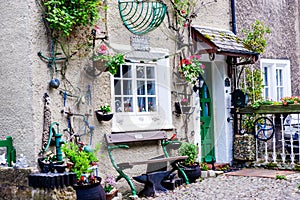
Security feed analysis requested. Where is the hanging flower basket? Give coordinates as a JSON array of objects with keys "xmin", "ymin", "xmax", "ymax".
[
  {"xmin": 93, "ymin": 59, "xmax": 108, "ymax": 72},
  {"xmin": 181, "ymin": 106, "xmax": 192, "ymax": 113},
  {"xmin": 95, "ymin": 111, "xmax": 114, "ymax": 122}
]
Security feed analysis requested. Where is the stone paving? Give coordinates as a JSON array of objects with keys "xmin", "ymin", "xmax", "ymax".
[{"xmin": 132, "ymin": 171, "xmax": 300, "ymax": 200}]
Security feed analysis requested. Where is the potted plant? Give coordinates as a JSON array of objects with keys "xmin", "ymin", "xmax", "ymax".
[
  {"xmin": 93, "ymin": 50, "xmax": 125, "ymax": 75},
  {"xmin": 178, "ymin": 142, "xmax": 201, "ymax": 183},
  {"xmin": 95, "ymin": 104, "xmax": 114, "ymax": 122},
  {"xmin": 62, "ymin": 142, "xmax": 106, "ymax": 200},
  {"xmin": 103, "ymin": 174, "xmax": 118, "ymax": 200},
  {"xmin": 178, "ymin": 55, "xmax": 205, "ymax": 84}
]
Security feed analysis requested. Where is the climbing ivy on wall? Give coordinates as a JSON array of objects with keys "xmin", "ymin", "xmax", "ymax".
[{"xmin": 42, "ymin": 0, "xmax": 105, "ymax": 37}]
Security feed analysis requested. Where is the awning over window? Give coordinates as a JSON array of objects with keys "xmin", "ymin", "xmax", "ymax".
[{"xmin": 191, "ymin": 25, "xmax": 258, "ymax": 61}]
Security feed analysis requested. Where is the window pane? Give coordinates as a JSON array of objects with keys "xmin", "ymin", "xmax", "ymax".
[
  {"xmin": 122, "ymin": 65, "xmax": 132, "ymax": 78},
  {"xmin": 147, "ymin": 66, "xmax": 155, "ymax": 78},
  {"xmin": 136, "ymin": 66, "xmax": 145, "ymax": 78},
  {"xmin": 138, "ymin": 97, "xmax": 146, "ymax": 112},
  {"xmin": 123, "ymin": 80, "xmax": 132, "ymax": 95},
  {"xmin": 264, "ymin": 67, "xmax": 268, "ymax": 86},
  {"xmin": 115, "ymin": 97, "xmax": 122, "ymax": 113},
  {"xmin": 137, "ymin": 80, "xmax": 145, "ymax": 95},
  {"xmin": 114, "ymin": 80, "xmax": 121, "ymax": 95},
  {"xmin": 124, "ymin": 97, "xmax": 133, "ymax": 112},
  {"xmin": 265, "ymin": 88, "xmax": 269, "ymax": 99},
  {"xmin": 147, "ymin": 81, "xmax": 155, "ymax": 95},
  {"xmin": 148, "ymin": 97, "xmax": 156, "ymax": 112}
]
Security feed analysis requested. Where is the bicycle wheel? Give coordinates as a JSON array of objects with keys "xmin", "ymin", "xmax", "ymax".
[{"xmin": 253, "ymin": 116, "xmax": 275, "ymax": 141}]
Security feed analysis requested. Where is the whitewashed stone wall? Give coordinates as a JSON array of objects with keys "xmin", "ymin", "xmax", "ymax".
[{"xmin": 0, "ymin": 0, "xmax": 230, "ymax": 194}]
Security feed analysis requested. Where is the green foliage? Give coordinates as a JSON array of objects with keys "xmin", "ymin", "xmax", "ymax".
[
  {"xmin": 241, "ymin": 113, "xmax": 256, "ymax": 133},
  {"xmin": 241, "ymin": 20, "xmax": 271, "ymax": 54},
  {"xmin": 42, "ymin": 0, "xmax": 104, "ymax": 37},
  {"xmin": 173, "ymin": 0, "xmax": 196, "ymax": 26},
  {"xmin": 241, "ymin": 66, "xmax": 264, "ymax": 104},
  {"xmin": 200, "ymin": 162, "xmax": 209, "ymax": 171},
  {"xmin": 94, "ymin": 53, "xmax": 125, "ymax": 75},
  {"xmin": 99, "ymin": 105, "xmax": 111, "ymax": 114},
  {"xmin": 62, "ymin": 142, "xmax": 101, "ymax": 180},
  {"xmin": 294, "ymin": 164, "xmax": 300, "ymax": 171},
  {"xmin": 275, "ymin": 175, "xmax": 287, "ymax": 180},
  {"xmin": 265, "ymin": 162, "xmax": 278, "ymax": 170},
  {"xmin": 179, "ymin": 142, "xmax": 198, "ymax": 166}
]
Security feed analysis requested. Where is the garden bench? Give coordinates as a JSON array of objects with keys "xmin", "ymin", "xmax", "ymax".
[
  {"xmin": 104, "ymin": 131, "xmax": 188, "ymax": 196},
  {"xmin": 0, "ymin": 136, "xmax": 16, "ymax": 167}
]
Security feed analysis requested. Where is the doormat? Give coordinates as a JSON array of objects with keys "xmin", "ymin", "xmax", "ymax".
[{"xmin": 225, "ymin": 168, "xmax": 296, "ymax": 178}]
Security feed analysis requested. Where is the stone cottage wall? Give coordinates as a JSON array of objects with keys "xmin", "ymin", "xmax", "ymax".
[
  {"xmin": 0, "ymin": 0, "xmax": 230, "ymax": 195},
  {"xmin": 236, "ymin": 0, "xmax": 300, "ymax": 95}
]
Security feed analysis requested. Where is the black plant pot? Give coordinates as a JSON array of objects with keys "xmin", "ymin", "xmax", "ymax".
[
  {"xmin": 178, "ymin": 163, "xmax": 201, "ymax": 183},
  {"xmin": 95, "ymin": 111, "xmax": 114, "ymax": 122},
  {"xmin": 73, "ymin": 178, "xmax": 106, "ymax": 200}
]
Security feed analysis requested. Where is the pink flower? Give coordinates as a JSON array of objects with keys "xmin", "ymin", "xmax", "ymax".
[
  {"xmin": 98, "ymin": 44, "xmax": 107, "ymax": 54},
  {"xmin": 200, "ymin": 64, "xmax": 205, "ymax": 69}
]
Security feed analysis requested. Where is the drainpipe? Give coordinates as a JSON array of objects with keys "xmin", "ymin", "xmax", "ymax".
[
  {"xmin": 231, "ymin": 0, "xmax": 237, "ymax": 34},
  {"xmin": 230, "ymin": 0, "xmax": 239, "ymax": 136}
]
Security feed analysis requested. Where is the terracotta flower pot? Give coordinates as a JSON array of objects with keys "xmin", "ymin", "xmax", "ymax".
[{"xmin": 105, "ymin": 188, "xmax": 118, "ymax": 200}]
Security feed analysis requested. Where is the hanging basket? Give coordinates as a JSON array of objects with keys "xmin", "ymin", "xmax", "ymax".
[
  {"xmin": 118, "ymin": 0, "xmax": 167, "ymax": 35},
  {"xmin": 93, "ymin": 59, "xmax": 108, "ymax": 72},
  {"xmin": 95, "ymin": 111, "xmax": 114, "ymax": 122}
]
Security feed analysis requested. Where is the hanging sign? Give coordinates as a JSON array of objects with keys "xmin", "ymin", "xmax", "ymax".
[{"xmin": 130, "ymin": 36, "xmax": 150, "ymax": 51}]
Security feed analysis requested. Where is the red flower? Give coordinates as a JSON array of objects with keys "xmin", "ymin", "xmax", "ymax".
[{"xmin": 184, "ymin": 60, "xmax": 191, "ymax": 65}]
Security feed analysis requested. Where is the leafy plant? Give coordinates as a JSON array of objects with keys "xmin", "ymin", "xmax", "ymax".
[
  {"xmin": 178, "ymin": 55, "xmax": 205, "ymax": 84},
  {"xmin": 172, "ymin": 0, "xmax": 196, "ymax": 26},
  {"xmin": 240, "ymin": 67, "xmax": 264, "ymax": 104},
  {"xmin": 62, "ymin": 142, "xmax": 101, "ymax": 180},
  {"xmin": 42, "ymin": 0, "xmax": 105, "ymax": 37},
  {"xmin": 241, "ymin": 20, "xmax": 271, "ymax": 54},
  {"xmin": 265, "ymin": 162, "xmax": 278, "ymax": 170},
  {"xmin": 94, "ymin": 53, "xmax": 125, "ymax": 75},
  {"xmin": 103, "ymin": 174, "xmax": 116, "ymax": 193},
  {"xmin": 200, "ymin": 162, "xmax": 209, "ymax": 171},
  {"xmin": 179, "ymin": 142, "xmax": 198, "ymax": 166},
  {"xmin": 275, "ymin": 175, "xmax": 287, "ymax": 180},
  {"xmin": 99, "ymin": 105, "xmax": 111, "ymax": 114}
]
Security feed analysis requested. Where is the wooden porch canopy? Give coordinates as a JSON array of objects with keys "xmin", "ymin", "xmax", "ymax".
[{"xmin": 191, "ymin": 25, "xmax": 258, "ymax": 62}]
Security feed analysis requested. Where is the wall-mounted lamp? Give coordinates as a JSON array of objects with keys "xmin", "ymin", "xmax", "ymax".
[{"xmin": 193, "ymin": 76, "xmax": 205, "ymax": 93}]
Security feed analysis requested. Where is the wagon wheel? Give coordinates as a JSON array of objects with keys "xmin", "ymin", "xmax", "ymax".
[{"xmin": 253, "ymin": 116, "xmax": 275, "ymax": 141}]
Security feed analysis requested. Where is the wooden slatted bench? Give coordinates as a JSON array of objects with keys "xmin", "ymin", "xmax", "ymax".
[{"xmin": 104, "ymin": 131, "xmax": 188, "ymax": 196}]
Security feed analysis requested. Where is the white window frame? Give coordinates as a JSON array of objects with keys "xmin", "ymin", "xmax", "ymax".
[
  {"xmin": 111, "ymin": 48, "xmax": 174, "ymax": 132},
  {"xmin": 260, "ymin": 59, "xmax": 291, "ymax": 101},
  {"xmin": 114, "ymin": 63, "xmax": 158, "ymax": 113}
]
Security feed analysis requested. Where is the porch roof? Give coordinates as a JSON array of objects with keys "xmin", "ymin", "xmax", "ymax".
[{"xmin": 191, "ymin": 25, "xmax": 258, "ymax": 60}]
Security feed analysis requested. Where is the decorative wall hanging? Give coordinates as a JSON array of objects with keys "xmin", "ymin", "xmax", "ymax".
[{"xmin": 118, "ymin": 0, "xmax": 167, "ymax": 35}]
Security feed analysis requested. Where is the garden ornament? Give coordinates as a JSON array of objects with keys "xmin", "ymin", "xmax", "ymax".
[{"xmin": 49, "ymin": 78, "xmax": 60, "ymax": 89}]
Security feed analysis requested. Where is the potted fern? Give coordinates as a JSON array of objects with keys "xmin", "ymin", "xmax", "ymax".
[{"xmin": 178, "ymin": 142, "xmax": 201, "ymax": 183}]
